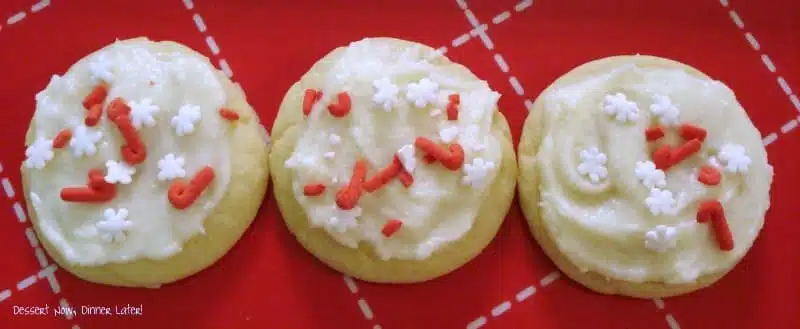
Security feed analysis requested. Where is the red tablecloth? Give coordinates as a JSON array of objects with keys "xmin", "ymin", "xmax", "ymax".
[{"xmin": 0, "ymin": 1, "xmax": 798, "ymax": 328}]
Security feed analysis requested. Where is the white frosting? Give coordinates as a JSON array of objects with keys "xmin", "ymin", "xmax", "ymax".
[
  {"xmin": 536, "ymin": 63, "xmax": 772, "ymax": 283},
  {"xmin": 285, "ymin": 39, "xmax": 502, "ymax": 260},
  {"xmin": 26, "ymin": 39, "xmax": 232, "ymax": 266}
]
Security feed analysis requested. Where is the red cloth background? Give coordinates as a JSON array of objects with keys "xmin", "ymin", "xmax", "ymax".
[{"xmin": 0, "ymin": 0, "xmax": 798, "ymax": 328}]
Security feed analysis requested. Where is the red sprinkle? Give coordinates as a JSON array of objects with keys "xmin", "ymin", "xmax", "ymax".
[
  {"xmin": 394, "ymin": 156, "xmax": 414, "ymax": 187},
  {"xmin": 446, "ymin": 93, "xmax": 460, "ymax": 121},
  {"xmin": 414, "ymin": 137, "xmax": 464, "ymax": 170},
  {"xmin": 441, "ymin": 144, "xmax": 465, "ymax": 170},
  {"xmin": 168, "ymin": 166, "xmax": 216, "ymax": 210},
  {"xmin": 653, "ymin": 139, "xmax": 702, "ymax": 171},
  {"xmin": 87, "ymin": 169, "xmax": 111, "ymax": 190},
  {"xmin": 302, "ymin": 89, "xmax": 323, "ymax": 116},
  {"xmin": 645, "ymin": 126, "xmax": 665, "ymax": 141},
  {"xmin": 680, "ymin": 123, "xmax": 707, "ymax": 142},
  {"xmin": 303, "ymin": 183, "xmax": 326, "ymax": 196},
  {"xmin": 82, "ymin": 82, "xmax": 109, "ymax": 109},
  {"xmin": 112, "ymin": 114, "xmax": 147, "ymax": 165},
  {"xmin": 327, "ymin": 92, "xmax": 352, "ymax": 118},
  {"xmin": 106, "ymin": 97, "xmax": 131, "ymax": 121},
  {"xmin": 698, "ymin": 165, "xmax": 722, "ymax": 186},
  {"xmin": 670, "ymin": 139, "xmax": 703, "ymax": 167},
  {"xmin": 423, "ymin": 154, "xmax": 436, "ymax": 164},
  {"xmin": 697, "ymin": 200, "xmax": 734, "ymax": 251},
  {"xmin": 335, "ymin": 160, "xmax": 367, "ymax": 210},
  {"xmin": 381, "ymin": 219, "xmax": 403, "ymax": 238},
  {"xmin": 85, "ymin": 104, "xmax": 103, "ymax": 127},
  {"xmin": 397, "ymin": 170, "xmax": 414, "ymax": 187},
  {"xmin": 363, "ymin": 160, "xmax": 401, "ymax": 193},
  {"xmin": 652, "ymin": 144, "xmax": 673, "ymax": 170},
  {"xmin": 52, "ymin": 129, "xmax": 72, "ymax": 149},
  {"xmin": 219, "ymin": 108, "xmax": 239, "ymax": 121},
  {"xmin": 60, "ymin": 169, "xmax": 116, "ymax": 203}
]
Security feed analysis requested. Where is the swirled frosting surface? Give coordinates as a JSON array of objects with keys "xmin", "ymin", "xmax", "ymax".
[
  {"xmin": 25, "ymin": 39, "xmax": 231, "ymax": 266},
  {"xmin": 536, "ymin": 63, "xmax": 772, "ymax": 283},
  {"xmin": 285, "ymin": 39, "xmax": 503, "ymax": 260}
]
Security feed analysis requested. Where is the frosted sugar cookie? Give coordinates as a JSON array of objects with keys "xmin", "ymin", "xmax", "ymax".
[
  {"xmin": 518, "ymin": 55, "xmax": 773, "ymax": 298},
  {"xmin": 271, "ymin": 37, "xmax": 516, "ymax": 283},
  {"xmin": 21, "ymin": 38, "xmax": 270, "ymax": 287}
]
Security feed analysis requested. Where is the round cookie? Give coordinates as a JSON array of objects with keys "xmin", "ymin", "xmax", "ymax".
[
  {"xmin": 518, "ymin": 55, "xmax": 773, "ymax": 298},
  {"xmin": 271, "ymin": 37, "xmax": 516, "ymax": 283},
  {"xmin": 21, "ymin": 38, "xmax": 270, "ymax": 288}
]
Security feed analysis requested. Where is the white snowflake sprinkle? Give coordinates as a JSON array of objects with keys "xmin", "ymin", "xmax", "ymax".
[
  {"xmin": 462, "ymin": 157, "xmax": 496, "ymax": 188},
  {"xmin": 644, "ymin": 225, "xmax": 678, "ymax": 253},
  {"xmin": 88, "ymin": 54, "xmax": 114, "ymax": 82},
  {"xmin": 69, "ymin": 125, "xmax": 103, "ymax": 158},
  {"xmin": 327, "ymin": 205, "xmax": 362, "ymax": 233},
  {"xmin": 577, "ymin": 147, "xmax": 608, "ymax": 183},
  {"xmin": 397, "ymin": 144, "xmax": 416, "ymax": 173},
  {"xmin": 439, "ymin": 125, "xmax": 459, "ymax": 143},
  {"xmin": 707, "ymin": 156, "xmax": 722, "ymax": 169},
  {"xmin": 128, "ymin": 98, "xmax": 160, "ymax": 129},
  {"xmin": 23, "ymin": 138, "xmax": 54, "ymax": 170},
  {"xmin": 323, "ymin": 151, "xmax": 336, "ymax": 159},
  {"xmin": 650, "ymin": 94, "xmax": 680, "ymax": 126},
  {"xmin": 635, "ymin": 161, "xmax": 667, "ymax": 189},
  {"xmin": 170, "ymin": 104, "xmax": 202, "ymax": 136},
  {"xmin": 603, "ymin": 92, "xmax": 640, "ymax": 123},
  {"xmin": 329, "ymin": 134, "xmax": 341, "ymax": 145},
  {"xmin": 372, "ymin": 77, "xmax": 399, "ymax": 111},
  {"xmin": 406, "ymin": 78, "xmax": 439, "ymax": 108},
  {"xmin": 645, "ymin": 188, "xmax": 677, "ymax": 216},
  {"xmin": 104, "ymin": 160, "xmax": 136, "ymax": 184},
  {"xmin": 157, "ymin": 153, "xmax": 186, "ymax": 181},
  {"xmin": 718, "ymin": 143, "xmax": 751, "ymax": 173},
  {"xmin": 97, "ymin": 208, "xmax": 133, "ymax": 243},
  {"xmin": 429, "ymin": 109, "xmax": 443, "ymax": 117}
]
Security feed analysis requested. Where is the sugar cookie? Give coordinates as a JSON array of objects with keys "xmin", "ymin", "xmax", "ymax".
[
  {"xmin": 271, "ymin": 37, "xmax": 516, "ymax": 283},
  {"xmin": 518, "ymin": 55, "xmax": 773, "ymax": 298},
  {"xmin": 22, "ymin": 38, "xmax": 270, "ymax": 287}
]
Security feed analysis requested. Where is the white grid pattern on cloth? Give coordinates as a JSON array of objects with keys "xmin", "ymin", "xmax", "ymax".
[
  {"xmin": 0, "ymin": 4, "xmax": 78, "ymax": 329},
  {"xmin": 1, "ymin": 0, "xmax": 49, "ymax": 30},
  {"xmin": 343, "ymin": 276, "xmax": 382, "ymax": 327},
  {"xmin": 465, "ymin": 271, "xmax": 560, "ymax": 329},
  {"xmin": 0, "ymin": 2, "xmax": 79, "ymax": 328},
  {"xmin": 717, "ymin": 0, "xmax": 800, "ymax": 145},
  {"xmin": 720, "ymin": 0, "xmax": 800, "ymax": 113},
  {"xmin": 0, "ymin": 157, "xmax": 75, "ymax": 329},
  {"xmin": 182, "ymin": 0, "xmax": 233, "ymax": 78}
]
